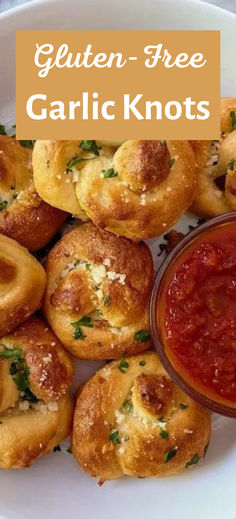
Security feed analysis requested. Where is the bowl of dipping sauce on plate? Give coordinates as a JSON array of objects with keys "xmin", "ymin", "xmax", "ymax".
[{"xmin": 150, "ymin": 213, "xmax": 236, "ymax": 417}]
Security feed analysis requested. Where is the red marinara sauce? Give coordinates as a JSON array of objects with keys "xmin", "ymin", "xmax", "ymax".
[{"xmin": 160, "ymin": 222, "xmax": 236, "ymax": 406}]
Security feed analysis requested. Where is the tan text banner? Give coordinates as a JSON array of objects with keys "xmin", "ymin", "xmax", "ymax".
[{"xmin": 16, "ymin": 30, "xmax": 220, "ymax": 140}]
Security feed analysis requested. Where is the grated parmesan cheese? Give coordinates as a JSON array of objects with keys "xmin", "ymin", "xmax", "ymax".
[
  {"xmin": 115, "ymin": 410, "xmax": 125, "ymax": 423},
  {"xmin": 91, "ymin": 264, "xmax": 106, "ymax": 285}
]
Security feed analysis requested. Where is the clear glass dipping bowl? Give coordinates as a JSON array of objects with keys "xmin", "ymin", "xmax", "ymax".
[{"xmin": 150, "ymin": 212, "xmax": 236, "ymax": 418}]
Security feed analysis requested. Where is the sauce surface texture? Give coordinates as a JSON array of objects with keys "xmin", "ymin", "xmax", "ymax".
[{"xmin": 162, "ymin": 224, "xmax": 236, "ymax": 403}]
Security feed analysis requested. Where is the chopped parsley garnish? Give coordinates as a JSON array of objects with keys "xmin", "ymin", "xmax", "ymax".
[
  {"xmin": 77, "ymin": 316, "xmax": 93, "ymax": 327},
  {"xmin": 108, "ymin": 430, "xmax": 120, "ymax": 444},
  {"xmin": 139, "ymin": 360, "xmax": 146, "ymax": 366},
  {"xmin": 124, "ymin": 435, "xmax": 129, "ymax": 442},
  {"xmin": 185, "ymin": 454, "xmax": 200, "ymax": 468},
  {"xmin": 179, "ymin": 403, "xmax": 188, "ymax": 409},
  {"xmin": 9, "ymin": 362, "xmax": 18, "ymax": 375},
  {"xmin": 102, "ymin": 168, "xmax": 118, "ymax": 178},
  {"xmin": 85, "ymin": 263, "xmax": 91, "ymax": 270},
  {"xmin": 0, "ymin": 347, "xmax": 38, "ymax": 402},
  {"xmin": 169, "ymin": 157, "xmax": 175, "ymax": 168},
  {"xmin": 71, "ymin": 315, "xmax": 93, "ymax": 340},
  {"xmin": 72, "ymin": 327, "xmax": 86, "ymax": 340},
  {"xmin": 118, "ymin": 358, "xmax": 129, "ymax": 374},
  {"xmin": 12, "ymin": 363, "xmax": 30, "ymax": 392},
  {"xmin": 80, "ymin": 140, "xmax": 101, "ymax": 156},
  {"xmin": 157, "ymin": 243, "xmax": 168, "ymax": 256},
  {"xmin": 104, "ymin": 296, "xmax": 110, "ymax": 306},
  {"xmin": 66, "ymin": 156, "xmax": 82, "ymax": 171},
  {"xmin": 53, "ymin": 445, "xmax": 61, "ymax": 452},
  {"xmin": 160, "ymin": 430, "xmax": 169, "ymax": 440},
  {"xmin": 197, "ymin": 218, "xmax": 206, "ymax": 226},
  {"xmin": 188, "ymin": 219, "xmax": 205, "ymax": 233},
  {"xmin": 0, "ymin": 348, "xmax": 22, "ymax": 359},
  {"xmin": 164, "ymin": 448, "xmax": 177, "ymax": 463},
  {"xmin": 73, "ymin": 330, "xmax": 86, "ymax": 340},
  {"xmin": 0, "ymin": 201, "xmax": 8, "ymax": 212},
  {"xmin": 23, "ymin": 388, "xmax": 39, "ymax": 403},
  {"xmin": 66, "ymin": 156, "xmax": 93, "ymax": 173},
  {"xmin": 134, "ymin": 330, "xmax": 151, "ymax": 343},
  {"xmin": 123, "ymin": 400, "xmax": 132, "ymax": 412},
  {"xmin": 20, "ymin": 140, "xmax": 35, "ymax": 148},
  {"xmin": 0, "ymin": 124, "xmax": 6, "ymax": 135},
  {"xmin": 203, "ymin": 443, "xmax": 209, "ymax": 457},
  {"xmin": 10, "ymin": 124, "xmax": 16, "ymax": 137},
  {"xmin": 228, "ymin": 159, "xmax": 235, "ymax": 171},
  {"xmin": 230, "ymin": 110, "xmax": 236, "ymax": 131}
]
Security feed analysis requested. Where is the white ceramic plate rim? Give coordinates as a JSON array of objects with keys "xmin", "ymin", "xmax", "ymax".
[{"xmin": 0, "ymin": 0, "xmax": 236, "ymax": 22}]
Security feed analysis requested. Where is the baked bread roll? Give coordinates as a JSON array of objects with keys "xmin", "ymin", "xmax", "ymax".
[
  {"xmin": 0, "ymin": 136, "xmax": 67, "ymax": 251},
  {"xmin": 191, "ymin": 98, "xmax": 236, "ymax": 217},
  {"xmin": 44, "ymin": 222, "xmax": 154, "ymax": 359},
  {"xmin": 0, "ymin": 233, "xmax": 46, "ymax": 336},
  {"xmin": 0, "ymin": 316, "xmax": 73, "ymax": 469},
  {"xmin": 33, "ymin": 139, "xmax": 195, "ymax": 240},
  {"xmin": 72, "ymin": 352, "xmax": 211, "ymax": 481}
]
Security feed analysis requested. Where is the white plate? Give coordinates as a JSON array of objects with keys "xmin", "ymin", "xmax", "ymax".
[{"xmin": 0, "ymin": 1, "xmax": 236, "ymax": 519}]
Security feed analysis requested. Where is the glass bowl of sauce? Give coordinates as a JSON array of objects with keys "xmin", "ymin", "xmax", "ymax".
[{"xmin": 150, "ymin": 213, "xmax": 236, "ymax": 417}]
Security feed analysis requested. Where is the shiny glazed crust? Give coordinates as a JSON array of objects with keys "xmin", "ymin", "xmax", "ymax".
[
  {"xmin": 0, "ymin": 233, "xmax": 46, "ymax": 336},
  {"xmin": 43, "ymin": 222, "xmax": 154, "ymax": 359},
  {"xmin": 0, "ymin": 317, "xmax": 74, "ymax": 469},
  {"xmin": 72, "ymin": 352, "xmax": 211, "ymax": 481},
  {"xmin": 191, "ymin": 98, "xmax": 236, "ymax": 217},
  {"xmin": 0, "ymin": 136, "xmax": 67, "ymax": 251},
  {"xmin": 33, "ymin": 140, "xmax": 195, "ymax": 240}
]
